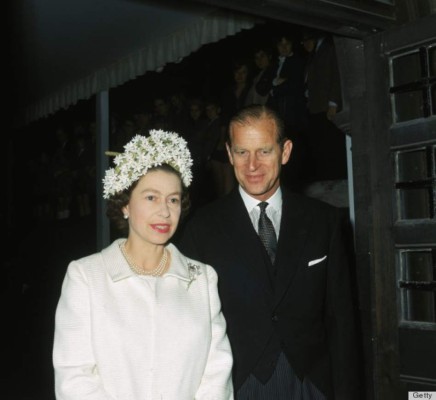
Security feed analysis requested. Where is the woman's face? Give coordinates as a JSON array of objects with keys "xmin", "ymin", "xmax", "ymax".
[
  {"xmin": 302, "ymin": 37, "xmax": 316, "ymax": 53},
  {"xmin": 123, "ymin": 169, "xmax": 182, "ymax": 246},
  {"xmin": 254, "ymin": 50, "xmax": 270, "ymax": 70},
  {"xmin": 233, "ymin": 65, "xmax": 248, "ymax": 84}
]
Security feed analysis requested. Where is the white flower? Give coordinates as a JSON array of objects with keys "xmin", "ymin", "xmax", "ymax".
[{"xmin": 103, "ymin": 130, "xmax": 193, "ymax": 199}]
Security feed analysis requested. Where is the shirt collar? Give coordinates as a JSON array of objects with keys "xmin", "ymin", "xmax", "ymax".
[
  {"xmin": 315, "ymin": 37, "xmax": 325, "ymax": 52},
  {"xmin": 239, "ymin": 185, "xmax": 282, "ymax": 213},
  {"xmin": 278, "ymin": 52, "xmax": 293, "ymax": 61}
]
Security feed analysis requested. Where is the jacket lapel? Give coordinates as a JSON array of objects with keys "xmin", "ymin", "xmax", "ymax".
[
  {"xmin": 274, "ymin": 190, "xmax": 312, "ymax": 306},
  {"xmin": 218, "ymin": 189, "xmax": 275, "ymax": 297}
]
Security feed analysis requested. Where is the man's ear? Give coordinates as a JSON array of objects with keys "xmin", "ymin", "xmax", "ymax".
[{"xmin": 281, "ymin": 139, "xmax": 293, "ymax": 165}]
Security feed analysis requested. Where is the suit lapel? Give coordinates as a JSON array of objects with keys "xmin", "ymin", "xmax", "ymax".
[{"xmin": 274, "ymin": 190, "xmax": 312, "ymax": 306}]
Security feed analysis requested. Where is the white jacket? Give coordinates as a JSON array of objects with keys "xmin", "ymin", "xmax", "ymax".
[{"xmin": 53, "ymin": 239, "xmax": 234, "ymax": 400}]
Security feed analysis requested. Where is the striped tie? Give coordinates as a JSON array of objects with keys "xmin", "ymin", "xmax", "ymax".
[{"xmin": 258, "ymin": 202, "xmax": 277, "ymax": 263}]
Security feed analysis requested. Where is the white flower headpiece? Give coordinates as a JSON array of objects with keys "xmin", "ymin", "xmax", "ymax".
[{"xmin": 103, "ymin": 130, "xmax": 193, "ymax": 199}]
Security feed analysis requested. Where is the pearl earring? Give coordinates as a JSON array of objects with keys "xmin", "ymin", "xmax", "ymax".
[{"xmin": 123, "ymin": 214, "xmax": 128, "ymax": 219}]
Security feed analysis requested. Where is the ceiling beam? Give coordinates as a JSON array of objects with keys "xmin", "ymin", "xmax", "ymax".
[{"xmin": 193, "ymin": 0, "xmax": 399, "ymax": 38}]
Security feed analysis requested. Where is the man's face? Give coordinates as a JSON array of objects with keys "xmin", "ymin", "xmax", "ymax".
[
  {"xmin": 190, "ymin": 104, "xmax": 202, "ymax": 121},
  {"xmin": 226, "ymin": 116, "xmax": 292, "ymax": 201},
  {"xmin": 277, "ymin": 38, "xmax": 293, "ymax": 57}
]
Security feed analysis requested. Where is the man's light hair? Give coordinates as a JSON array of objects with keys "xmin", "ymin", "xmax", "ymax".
[{"xmin": 228, "ymin": 105, "xmax": 286, "ymax": 147}]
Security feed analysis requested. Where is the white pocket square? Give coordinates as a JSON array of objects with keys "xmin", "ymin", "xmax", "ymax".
[{"xmin": 308, "ymin": 255, "xmax": 327, "ymax": 267}]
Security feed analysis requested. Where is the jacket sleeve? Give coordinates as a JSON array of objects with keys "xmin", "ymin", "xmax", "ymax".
[
  {"xmin": 255, "ymin": 66, "xmax": 275, "ymax": 96},
  {"xmin": 270, "ymin": 56, "xmax": 305, "ymax": 98},
  {"xmin": 53, "ymin": 262, "xmax": 116, "ymax": 400},
  {"xmin": 323, "ymin": 40, "xmax": 342, "ymax": 109},
  {"xmin": 195, "ymin": 265, "xmax": 234, "ymax": 400}
]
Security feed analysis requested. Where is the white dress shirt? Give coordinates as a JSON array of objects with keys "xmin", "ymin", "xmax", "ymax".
[{"xmin": 238, "ymin": 186, "xmax": 282, "ymax": 239}]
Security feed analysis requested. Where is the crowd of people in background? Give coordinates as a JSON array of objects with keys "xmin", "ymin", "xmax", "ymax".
[{"xmin": 25, "ymin": 25, "xmax": 347, "ymax": 224}]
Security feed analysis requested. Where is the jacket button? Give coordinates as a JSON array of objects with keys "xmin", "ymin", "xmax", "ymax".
[{"xmin": 272, "ymin": 315, "xmax": 279, "ymax": 322}]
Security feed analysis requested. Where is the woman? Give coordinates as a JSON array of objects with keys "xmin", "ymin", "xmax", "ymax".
[
  {"xmin": 245, "ymin": 46, "xmax": 273, "ymax": 106},
  {"xmin": 53, "ymin": 130, "xmax": 234, "ymax": 400},
  {"xmin": 220, "ymin": 60, "xmax": 252, "ymax": 127}
]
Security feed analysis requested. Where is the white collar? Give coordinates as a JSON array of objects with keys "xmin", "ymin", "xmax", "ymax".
[
  {"xmin": 238, "ymin": 185, "xmax": 282, "ymax": 213},
  {"xmin": 103, "ymin": 240, "xmax": 201, "ymax": 283},
  {"xmin": 279, "ymin": 52, "xmax": 293, "ymax": 61},
  {"xmin": 315, "ymin": 37, "xmax": 325, "ymax": 52}
]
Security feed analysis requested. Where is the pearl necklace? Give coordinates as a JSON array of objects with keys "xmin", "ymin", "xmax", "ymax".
[{"xmin": 120, "ymin": 242, "xmax": 168, "ymax": 277}]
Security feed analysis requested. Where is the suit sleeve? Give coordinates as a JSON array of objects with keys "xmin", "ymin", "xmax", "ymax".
[
  {"xmin": 195, "ymin": 265, "xmax": 234, "ymax": 400},
  {"xmin": 270, "ymin": 58, "xmax": 305, "ymax": 98},
  {"xmin": 325, "ymin": 42, "xmax": 342, "ymax": 109},
  {"xmin": 326, "ymin": 211, "xmax": 361, "ymax": 399},
  {"xmin": 53, "ymin": 262, "xmax": 116, "ymax": 400}
]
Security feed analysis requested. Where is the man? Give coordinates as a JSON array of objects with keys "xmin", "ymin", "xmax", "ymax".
[
  {"xmin": 262, "ymin": 33, "xmax": 307, "ymax": 135},
  {"xmin": 256, "ymin": 32, "xmax": 307, "ymax": 191},
  {"xmin": 301, "ymin": 29, "xmax": 348, "ymax": 187},
  {"xmin": 178, "ymin": 104, "xmax": 360, "ymax": 399}
]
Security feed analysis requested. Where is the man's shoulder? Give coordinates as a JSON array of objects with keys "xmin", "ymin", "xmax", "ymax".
[
  {"xmin": 189, "ymin": 192, "xmax": 236, "ymax": 221},
  {"xmin": 283, "ymin": 188, "xmax": 341, "ymax": 218},
  {"xmin": 176, "ymin": 193, "xmax": 238, "ymax": 247}
]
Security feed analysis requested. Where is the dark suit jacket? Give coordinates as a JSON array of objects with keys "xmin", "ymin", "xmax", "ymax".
[
  {"xmin": 177, "ymin": 187, "xmax": 360, "ymax": 399},
  {"xmin": 256, "ymin": 53, "xmax": 307, "ymax": 134},
  {"xmin": 305, "ymin": 36, "xmax": 342, "ymax": 114}
]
